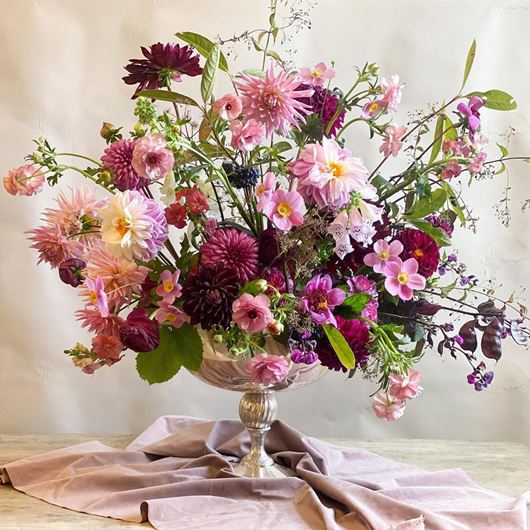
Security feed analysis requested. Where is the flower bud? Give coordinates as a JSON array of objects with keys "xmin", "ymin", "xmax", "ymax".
[
  {"xmin": 58, "ymin": 258, "xmax": 86, "ymax": 287},
  {"xmin": 267, "ymin": 320, "xmax": 284, "ymax": 336},
  {"xmin": 100, "ymin": 122, "xmax": 117, "ymax": 140},
  {"xmin": 212, "ymin": 334, "xmax": 224, "ymax": 344},
  {"xmin": 255, "ymin": 279, "xmax": 268, "ymax": 293},
  {"xmin": 99, "ymin": 170, "xmax": 112, "ymax": 184}
]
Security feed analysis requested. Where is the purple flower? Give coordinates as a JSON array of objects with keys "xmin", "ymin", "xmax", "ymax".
[
  {"xmin": 300, "ymin": 274, "xmax": 345, "ymax": 326},
  {"xmin": 425, "ymin": 214, "xmax": 453, "ymax": 237},
  {"xmin": 120, "ymin": 308, "xmax": 160, "ymax": 352},
  {"xmin": 448, "ymin": 254, "xmax": 458, "ymax": 263},
  {"xmin": 438, "ymin": 266, "xmax": 446, "ymax": 276},
  {"xmin": 467, "ymin": 373, "xmax": 477, "ymax": 384},
  {"xmin": 454, "ymin": 335, "xmax": 464, "ymax": 346},
  {"xmin": 290, "ymin": 347, "xmax": 319, "ymax": 365},
  {"xmin": 457, "ymin": 96, "xmax": 484, "ymax": 135},
  {"xmin": 58, "ymin": 258, "xmax": 86, "ymax": 287}
]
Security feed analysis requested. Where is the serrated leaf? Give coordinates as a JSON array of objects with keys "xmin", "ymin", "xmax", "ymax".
[
  {"xmin": 201, "ymin": 44, "xmax": 220, "ymax": 103},
  {"xmin": 461, "ymin": 39, "xmax": 477, "ymax": 91},
  {"xmin": 322, "ymin": 324, "xmax": 356, "ymax": 370},
  {"xmin": 138, "ymin": 89, "xmax": 199, "ymax": 107},
  {"xmin": 428, "ymin": 113, "xmax": 445, "ymax": 164},
  {"xmin": 408, "ymin": 219, "xmax": 452, "ymax": 246},
  {"xmin": 175, "ymin": 31, "xmax": 228, "ymax": 72},
  {"xmin": 405, "ymin": 189, "xmax": 447, "ymax": 219},
  {"xmin": 467, "ymin": 89, "xmax": 517, "ymax": 111}
]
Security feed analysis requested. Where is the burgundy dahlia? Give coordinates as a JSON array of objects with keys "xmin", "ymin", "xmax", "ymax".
[
  {"xmin": 58, "ymin": 258, "xmax": 86, "ymax": 287},
  {"xmin": 181, "ymin": 264, "xmax": 240, "ymax": 329},
  {"xmin": 101, "ymin": 139, "xmax": 149, "ymax": 191},
  {"xmin": 120, "ymin": 307, "xmax": 160, "ymax": 352},
  {"xmin": 123, "ymin": 43, "xmax": 202, "ymax": 98},
  {"xmin": 200, "ymin": 228, "xmax": 259, "ymax": 283},
  {"xmin": 316, "ymin": 317, "xmax": 371, "ymax": 372},
  {"xmin": 396, "ymin": 228, "xmax": 440, "ymax": 278}
]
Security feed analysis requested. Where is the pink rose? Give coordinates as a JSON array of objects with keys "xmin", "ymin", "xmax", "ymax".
[
  {"xmin": 229, "ymin": 119, "xmax": 264, "ymax": 152},
  {"xmin": 212, "ymin": 93, "xmax": 243, "ymax": 121},
  {"xmin": 388, "ymin": 370, "xmax": 423, "ymax": 401},
  {"xmin": 372, "ymin": 392, "xmax": 406, "ymax": 421},
  {"xmin": 232, "ymin": 293, "xmax": 273, "ymax": 334},
  {"xmin": 3, "ymin": 164, "xmax": 45, "ymax": 196},
  {"xmin": 248, "ymin": 354, "xmax": 290, "ymax": 385}
]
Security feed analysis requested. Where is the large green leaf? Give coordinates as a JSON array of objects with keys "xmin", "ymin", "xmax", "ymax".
[
  {"xmin": 176, "ymin": 31, "xmax": 229, "ymax": 72},
  {"xmin": 466, "ymin": 89, "xmax": 517, "ymax": 111},
  {"xmin": 334, "ymin": 293, "xmax": 371, "ymax": 319},
  {"xmin": 137, "ymin": 89, "xmax": 200, "ymax": 107},
  {"xmin": 428, "ymin": 113, "xmax": 445, "ymax": 164},
  {"xmin": 461, "ymin": 39, "xmax": 476, "ymax": 91},
  {"xmin": 408, "ymin": 219, "xmax": 452, "ymax": 247},
  {"xmin": 322, "ymin": 324, "xmax": 356, "ymax": 370},
  {"xmin": 405, "ymin": 189, "xmax": 447, "ymax": 219},
  {"xmin": 201, "ymin": 44, "xmax": 220, "ymax": 103},
  {"xmin": 136, "ymin": 323, "xmax": 203, "ymax": 384}
]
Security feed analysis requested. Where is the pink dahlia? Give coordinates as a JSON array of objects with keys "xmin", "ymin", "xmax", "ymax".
[
  {"xmin": 28, "ymin": 224, "xmax": 83, "ymax": 268},
  {"xmin": 3, "ymin": 164, "xmax": 45, "ymax": 196},
  {"xmin": 229, "ymin": 119, "xmax": 264, "ymax": 152},
  {"xmin": 234, "ymin": 65, "xmax": 314, "ymax": 137},
  {"xmin": 232, "ymin": 293, "xmax": 273, "ymax": 334},
  {"xmin": 132, "ymin": 133, "xmax": 175, "ymax": 182},
  {"xmin": 247, "ymin": 354, "xmax": 290, "ymax": 385},
  {"xmin": 101, "ymin": 139, "xmax": 149, "ymax": 191},
  {"xmin": 290, "ymin": 137, "xmax": 371, "ymax": 209},
  {"xmin": 258, "ymin": 188, "xmax": 306, "ymax": 231},
  {"xmin": 75, "ymin": 308, "xmax": 125, "ymax": 337},
  {"xmin": 199, "ymin": 228, "xmax": 259, "ymax": 283}
]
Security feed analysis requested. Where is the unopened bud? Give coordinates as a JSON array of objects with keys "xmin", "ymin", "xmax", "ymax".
[
  {"xmin": 212, "ymin": 334, "xmax": 223, "ymax": 344},
  {"xmin": 255, "ymin": 279, "xmax": 268, "ymax": 293},
  {"xmin": 99, "ymin": 170, "xmax": 112, "ymax": 184},
  {"xmin": 267, "ymin": 320, "xmax": 284, "ymax": 336},
  {"xmin": 100, "ymin": 122, "xmax": 116, "ymax": 140},
  {"xmin": 133, "ymin": 121, "xmax": 146, "ymax": 136}
]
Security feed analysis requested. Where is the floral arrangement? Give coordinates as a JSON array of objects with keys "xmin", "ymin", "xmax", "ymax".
[{"xmin": 5, "ymin": 7, "xmax": 529, "ymax": 421}]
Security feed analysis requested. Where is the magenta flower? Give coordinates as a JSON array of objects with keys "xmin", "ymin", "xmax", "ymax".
[
  {"xmin": 388, "ymin": 370, "xmax": 423, "ymax": 401},
  {"xmin": 298, "ymin": 62, "xmax": 335, "ymax": 85},
  {"xmin": 441, "ymin": 161, "xmax": 462, "ymax": 181},
  {"xmin": 363, "ymin": 239, "xmax": 403, "ymax": 273},
  {"xmin": 212, "ymin": 93, "xmax": 243, "ymax": 120},
  {"xmin": 300, "ymin": 274, "xmax": 346, "ymax": 326},
  {"xmin": 380, "ymin": 75, "xmax": 405, "ymax": 113},
  {"xmin": 155, "ymin": 269, "xmax": 182, "ymax": 304},
  {"xmin": 384, "ymin": 258, "xmax": 426, "ymax": 301},
  {"xmin": 259, "ymin": 188, "xmax": 306, "ymax": 231},
  {"xmin": 229, "ymin": 119, "xmax": 264, "ymax": 151},
  {"xmin": 372, "ymin": 392, "xmax": 406, "ymax": 421},
  {"xmin": 101, "ymin": 139, "xmax": 149, "ymax": 191},
  {"xmin": 83, "ymin": 277, "xmax": 109, "ymax": 317},
  {"xmin": 3, "ymin": 164, "xmax": 45, "ymax": 196},
  {"xmin": 132, "ymin": 133, "xmax": 175, "ymax": 182},
  {"xmin": 154, "ymin": 302, "xmax": 189, "ymax": 328},
  {"xmin": 457, "ymin": 96, "xmax": 484, "ymax": 135},
  {"xmin": 234, "ymin": 65, "xmax": 313, "ymax": 137},
  {"xmin": 379, "ymin": 124, "xmax": 407, "ymax": 157},
  {"xmin": 91, "ymin": 334, "xmax": 123, "ymax": 361},
  {"xmin": 232, "ymin": 293, "xmax": 273, "ymax": 334},
  {"xmin": 120, "ymin": 307, "xmax": 160, "ymax": 352},
  {"xmin": 247, "ymin": 354, "xmax": 290, "ymax": 385}
]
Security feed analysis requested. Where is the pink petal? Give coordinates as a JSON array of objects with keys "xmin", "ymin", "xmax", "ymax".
[
  {"xmin": 385, "ymin": 277, "xmax": 400, "ymax": 296},
  {"xmin": 388, "ymin": 240, "xmax": 404, "ymax": 256},
  {"xmin": 363, "ymin": 252, "xmax": 380, "ymax": 267},
  {"xmin": 373, "ymin": 239, "xmax": 387, "ymax": 254},
  {"xmin": 327, "ymin": 288, "xmax": 346, "ymax": 306},
  {"xmin": 384, "ymin": 259, "xmax": 402, "ymax": 276},
  {"xmin": 402, "ymin": 258, "xmax": 419, "ymax": 274},
  {"xmin": 398, "ymin": 285, "xmax": 413, "ymax": 300},
  {"xmin": 407, "ymin": 273, "xmax": 426, "ymax": 290}
]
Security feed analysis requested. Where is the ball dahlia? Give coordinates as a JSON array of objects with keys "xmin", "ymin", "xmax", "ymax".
[
  {"xmin": 101, "ymin": 139, "xmax": 149, "ymax": 191},
  {"xmin": 395, "ymin": 228, "xmax": 440, "ymax": 278}
]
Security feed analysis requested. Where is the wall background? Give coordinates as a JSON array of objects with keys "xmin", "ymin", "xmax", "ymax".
[{"xmin": 0, "ymin": 0, "xmax": 529, "ymax": 441}]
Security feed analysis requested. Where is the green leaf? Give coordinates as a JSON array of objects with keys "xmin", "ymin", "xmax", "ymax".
[
  {"xmin": 408, "ymin": 219, "xmax": 451, "ymax": 247},
  {"xmin": 241, "ymin": 68, "xmax": 266, "ymax": 78},
  {"xmin": 444, "ymin": 115, "xmax": 458, "ymax": 140},
  {"xmin": 266, "ymin": 50, "xmax": 282, "ymax": 62},
  {"xmin": 405, "ymin": 189, "xmax": 447, "ymax": 219},
  {"xmin": 322, "ymin": 324, "xmax": 356, "ymax": 370},
  {"xmin": 137, "ymin": 89, "xmax": 200, "ymax": 107},
  {"xmin": 136, "ymin": 323, "xmax": 203, "ymax": 384},
  {"xmin": 273, "ymin": 141, "xmax": 292, "ymax": 153},
  {"xmin": 440, "ymin": 181, "xmax": 466, "ymax": 227},
  {"xmin": 439, "ymin": 278, "xmax": 459, "ymax": 297},
  {"xmin": 495, "ymin": 162, "xmax": 506, "ymax": 175},
  {"xmin": 497, "ymin": 143, "xmax": 509, "ymax": 157},
  {"xmin": 201, "ymin": 44, "xmax": 220, "ymax": 103},
  {"xmin": 428, "ymin": 113, "xmax": 445, "ymax": 164},
  {"xmin": 175, "ymin": 31, "xmax": 229, "ymax": 72},
  {"xmin": 466, "ymin": 89, "xmax": 517, "ymax": 111},
  {"xmin": 461, "ymin": 39, "xmax": 477, "ymax": 91},
  {"xmin": 335, "ymin": 293, "xmax": 371, "ymax": 319}
]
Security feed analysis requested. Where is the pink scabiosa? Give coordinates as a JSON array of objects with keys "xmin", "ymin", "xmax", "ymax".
[
  {"xmin": 75, "ymin": 309, "xmax": 125, "ymax": 337},
  {"xmin": 229, "ymin": 119, "xmax": 264, "ymax": 151},
  {"xmin": 347, "ymin": 275, "xmax": 379, "ymax": 322},
  {"xmin": 259, "ymin": 188, "xmax": 306, "ymax": 231},
  {"xmin": 388, "ymin": 370, "xmax": 423, "ymax": 401},
  {"xmin": 380, "ymin": 75, "xmax": 405, "ymax": 113},
  {"xmin": 232, "ymin": 293, "xmax": 273, "ymax": 334},
  {"xmin": 234, "ymin": 65, "xmax": 314, "ymax": 137},
  {"xmin": 212, "ymin": 93, "xmax": 243, "ymax": 121},
  {"xmin": 298, "ymin": 62, "xmax": 335, "ymax": 85},
  {"xmin": 396, "ymin": 228, "xmax": 440, "ymax": 278},
  {"xmin": 300, "ymin": 273, "xmax": 345, "ymax": 326},
  {"xmin": 123, "ymin": 42, "xmax": 202, "ymax": 98},
  {"xmin": 384, "ymin": 258, "xmax": 426, "ymax": 301},
  {"xmin": 120, "ymin": 307, "xmax": 160, "ymax": 352},
  {"xmin": 363, "ymin": 239, "xmax": 403, "ymax": 273},
  {"xmin": 99, "ymin": 190, "xmax": 168, "ymax": 261},
  {"xmin": 91, "ymin": 334, "xmax": 123, "ymax": 362},
  {"xmin": 372, "ymin": 392, "xmax": 406, "ymax": 421},
  {"xmin": 290, "ymin": 137, "xmax": 371, "ymax": 209},
  {"xmin": 3, "ymin": 164, "xmax": 45, "ymax": 196},
  {"xmin": 199, "ymin": 228, "xmax": 259, "ymax": 283},
  {"xmin": 132, "ymin": 133, "xmax": 175, "ymax": 182},
  {"xmin": 155, "ymin": 269, "xmax": 182, "ymax": 304},
  {"xmin": 154, "ymin": 302, "xmax": 189, "ymax": 328},
  {"xmin": 101, "ymin": 139, "xmax": 149, "ymax": 191},
  {"xmin": 247, "ymin": 354, "xmax": 290, "ymax": 385},
  {"xmin": 379, "ymin": 124, "xmax": 407, "ymax": 157},
  {"xmin": 81, "ymin": 277, "xmax": 109, "ymax": 317}
]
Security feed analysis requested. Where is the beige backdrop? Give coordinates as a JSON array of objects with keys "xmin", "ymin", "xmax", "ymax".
[{"xmin": 0, "ymin": 0, "xmax": 529, "ymax": 441}]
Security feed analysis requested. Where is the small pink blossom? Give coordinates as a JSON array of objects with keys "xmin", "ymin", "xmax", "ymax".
[
  {"xmin": 204, "ymin": 217, "xmax": 218, "ymax": 236},
  {"xmin": 155, "ymin": 269, "xmax": 182, "ymax": 304},
  {"xmin": 3, "ymin": 164, "xmax": 45, "ymax": 196},
  {"xmin": 361, "ymin": 99, "xmax": 386, "ymax": 119},
  {"xmin": 232, "ymin": 293, "xmax": 273, "ymax": 334},
  {"xmin": 384, "ymin": 258, "xmax": 426, "ymax": 301},
  {"xmin": 255, "ymin": 171, "xmax": 276, "ymax": 206},
  {"xmin": 83, "ymin": 277, "xmax": 109, "ymax": 317},
  {"xmin": 379, "ymin": 124, "xmax": 407, "ymax": 157},
  {"xmin": 299, "ymin": 62, "xmax": 335, "ymax": 85},
  {"xmin": 132, "ymin": 133, "xmax": 175, "ymax": 182},
  {"xmin": 372, "ymin": 392, "xmax": 406, "ymax": 421},
  {"xmin": 259, "ymin": 188, "xmax": 306, "ymax": 231},
  {"xmin": 468, "ymin": 151, "xmax": 487, "ymax": 174},
  {"xmin": 363, "ymin": 239, "xmax": 403, "ymax": 273},
  {"xmin": 229, "ymin": 119, "xmax": 264, "ymax": 151},
  {"xmin": 154, "ymin": 302, "xmax": 189, "ymax": 328},
  {"xmin": 212, "ymin": 93, "xmax": 243, "ymax": 120},
  {"xmin": 380, "ymin": 75, "xmax": 404, "ymax": 113},
  {"xmin": 91, "ymin": 334, "xmax": 123, "ymax": 361},
  {"xmin": 441, "ymin": 161, "xmax": 462, "ymax": 180},
  {"xmin": 247, "ymin": 354, "xmax": 290, "ymax": 385},
  {"xmin": 442, "ymin": 139, "xmax": 472, "ymax": 157},
  {"xmin": 388, "ymin": 370, "xmax": 423, "ymax": 401}
]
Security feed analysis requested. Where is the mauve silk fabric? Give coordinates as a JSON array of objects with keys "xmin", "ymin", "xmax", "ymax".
[{"xmin": 1, "ymin": 416, "xmax": 528, "ymax": 529}]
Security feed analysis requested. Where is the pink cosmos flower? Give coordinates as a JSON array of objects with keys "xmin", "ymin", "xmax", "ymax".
[
  {"xmin": 3, "ymin": 164, "xmax": 45, "ymax": 196},
  {"xmin": 132, "ymin": 133, "xmax": 175, "ymax": 181},
  {"xmin": 372, "ymin": 392, "xmax": 406, "ymax": 421},
  {"xmin": 255, "ymin": 171, "xmax": 276, "ymax": 207},
  {"xmin": 379, "ymin": 124, "xmax": 407, "ymax": 157},
  {"xmin": 212, "ymin": 93, "xmax": 243, "ymax": 120},
  {"xmin": 441, "ymin": 161, "xmax": 462, "ymax": 180},
  {"xmin": 361, "ymin": 99, "xmax": 386, "ymax": 119},
  {"xmin": 154, "ymin": 301, "xmax": 189, "ymax": 328},
  {"xmin": 300, "ymin": 273, "xmax": 345, "ymax": 326},
  {"xmin": 290, "ymin": 137, "xmax": 371, "ymax": 209},
  {"xmin": 388, "ymin": 370, "xmax": 423, "ymax": 401},
  {"xmin": 155, "ymin": 269, "xmax": 182, "ymax": 304},
  {"xmin": 468, "ymin": 151, "xmax": 487, "ymax": 174},
  {"xmin": 247, "ymin": 354, "xmax": 290, "ymax": 385},
  {"xmin": 363, "ymin": 239, "xmax": 403, "ymax": 273},
  {"xmin": 234, "ymin": 65, "xmax": 313, "ymax": 137},
  {"xmin": 259, "ymin": 188, "xmax": 306, "ymax": 231},
  {"xmin": 380, "ymin": 75, "xmax": 404, "ymax": 113},
  {"xmin": 91, "ymin": 334, "xmax": 123, "ymax": 361},
  {"xmin": 384, "ymin": 258, "xmax": 426, "ymax": 301},
  {"xmin": 229, "ymin": 119, "xmax": 264, "ymax": 151},
  {"xmin": 82, "ymin": 277, "xmax": 109, "ymax": 317},
  {"xmin": 298, "ymin": 62, "xmax": 335, "ymax": 86},
  {"xmin": 232, "ymin": 293, "xmax": 273, "ymax": 334}
]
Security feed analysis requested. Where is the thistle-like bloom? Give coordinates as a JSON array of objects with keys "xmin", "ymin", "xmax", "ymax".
[
  {"xmin": 3, "ymin": 164, "xmax": 45, "ymax": 196},
  {"xmin": 99, "ymin": 190, "xmax": 168, "ymax": 261},
  {"xmin": 372, "ymin": 392, "xmax": 406, "ymax": 421},
  {"xmin": 298, "ymin": 62, "xmax": 335, "ymax": 86},
  {"xmin": 300, "ymin": 273, "xmax": 345, "ymax": 326},
  {"xmin": 388, "ymin": 370, "xmax": 423, "ymax": 401},
  {"xmin": 132, "ymin": 133, "xmax": 175, "ymax": 182},
  {"xmin": 155, "ymin": 269, "xmax": 182, "ymax": 304},
  {"xmin": 229, "ymin": 119, "xmax": 264, "ymax": 151},
  {"xmin": 123, "ymin": 42, "xmax": 202, "ymax": 98},
  {"xmin": 154, "ymin": 302, "xmax": 189, "ymax": 328},
  {"xmin": 247, "ymin": 354, "xmax": 290, "ymax": 385},
  {"xmin": 380, "ymin": 75, "xmax": 405, "ymax": 113},
  {"xmin": 234, "ymin": 66, "xmax": 314, "ymax": 137},
  {"xmin": 81, "ymin": 277, "xmax": 109, "ymax": 317},
  {"xmin": 363, "ymin": 239, "xmax": 403, "ymax": 273},
  {"xmin": 291, "ymin": 137, "xmax": 371, "ymax": 209},
  {"xmin": 212, "ymin": 93, "xmax": 243, "ymax": 120},
  {"xmin": 379, "ymin": 124, "xmax": 407, "ymax": 157},
  {"xmin": 259, "ymin": 188, "xmax": 306, "ymax": 231},
  {"xmin": 384, "ymin": 258, "xmax": 426, "ymax": 301},
  {"xmin": 232, "ymin": 293, "xmax": 273, "ymax": 334},
  {"xmin": 101, "ymin": 139, "xmax": 149, "ymax": 191}
]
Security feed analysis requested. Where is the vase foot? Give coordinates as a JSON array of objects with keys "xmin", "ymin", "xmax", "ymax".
[{"xmin": 233, "ymin": 460, "xmax": 296, "ymax": 478}]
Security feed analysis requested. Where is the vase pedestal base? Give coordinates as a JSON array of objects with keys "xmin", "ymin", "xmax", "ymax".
[{"xmin": 233, "ymin": 460, "xmax": 296, "ymax": 478}]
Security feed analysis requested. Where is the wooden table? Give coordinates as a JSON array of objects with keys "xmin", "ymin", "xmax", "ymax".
[{"xmin": 0, "ymin": 434, "xmax": 528, "ymax": 528}]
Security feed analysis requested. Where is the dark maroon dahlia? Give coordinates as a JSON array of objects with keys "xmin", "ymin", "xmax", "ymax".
[
  {"xmin": 396, "ymin": 228, "xmax": 440, "ymax": 278},
  {"xmin": 123, "ymin": 43, "xmax": 202, "ymax": 98},
  {"xmin": 181, "ymin": 264, "xmax": 240, "ymax": 329},
  {"xmin": 101, "ymin": 139, "xmax": 149, "ymax": 191},
  {"xmin": 120, "ymin": 308, "xmax": 160, "ymax": 352}
]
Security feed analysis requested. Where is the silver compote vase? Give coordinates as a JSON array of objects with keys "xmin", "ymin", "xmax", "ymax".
[{"xmin": 191, "ymin": 331, "xmax": 328, "ymax": 478}]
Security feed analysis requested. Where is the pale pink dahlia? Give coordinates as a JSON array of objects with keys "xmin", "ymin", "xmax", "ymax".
[
  {"xmin": 3, "ymin": 164, "xmax": 45, "ymax": 196},
  {"xmin": 132, "ymin": 133, "xmax": 175, "ymax": 182},
  {"xmin": 101, "ymin": 139, "xmax": 149, "ymax": 191},
  {"xmin": 234, "ymin": 65, "xmax": 313, "ymax": 137},
  {"xmin": 199, "ymin": 228, "xmax": 259, "ymax": 283},
  {"xmin": 27, "ymin": 224, "xmax": 83, "ymax": 267}
]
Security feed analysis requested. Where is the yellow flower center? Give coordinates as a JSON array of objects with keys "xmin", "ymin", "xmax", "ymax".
[
  {"xmin": 256, "ymin": 184, "xmax": 265, "ymax": 196},
  {"xmin": 317, "ymin": 300, "xmax": 328, "ymax": 309},
  {"xmin": 277, "ymin": 202, "xmax": 292, "ymax": 217},
  {"xmin": 414, "ymin": 248, "xmax": 424, "ymax": 257},
  {"xmin": 163, "ymin": 280, "xmax": 174, "ymax": 293},
  {"xmin": 328, "ymin": 161, "xmax": 346, "ymax": 177},
  {"xmin": 166, "ymin": 312, "xmax": 177, "ymax": 323},
  {"xmin": 397, "ymin": 271, "xmax": 410, "ymax": 285},
  {"xmin": 379, "ymin": 250, "xmax": 390, "ymax": 260},
  {"xmin": 114, "ymin": 217, "xmax": 131, "ymax": 238},
  {"xmin": 369, "ymin": 102, "xmax": 380, "ymax": 112},
  {"xmin": 88, "ymin": 290, "xmax": 98, "ymax": 304},
  {"xmin": 311, "ymin": 70, "xmax": 320, "ymax": 78}
]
